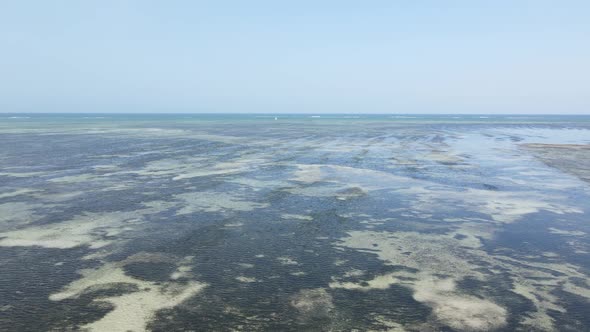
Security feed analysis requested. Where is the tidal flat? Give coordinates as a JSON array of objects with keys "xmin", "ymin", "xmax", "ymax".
[{"xmin": 0, "ymin": 114, "xmax": 589, "ymax": 331}]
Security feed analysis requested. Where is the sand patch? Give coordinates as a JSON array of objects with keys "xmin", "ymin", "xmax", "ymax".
[
  {"xmin": 123, "ymin": 155, "xmax": 266, "ymax": 181},
  {"xmin": 470, "ymin": 191, "xmax": 582, "ymax": 223},
  {"xmin": 291, "ymin": 164, "xmax": 582, "ymax": 224},
  {"xmin": 32, "ymin": 190, "xmax": 85, "ymax": 202},
  {"xmin": 169, "ymin": 256, "xmax": 195, "ymax": 280},
  {"xmin": 337, "ymin": 231, "xmax": 481, "ymax": 278},
  {"xmin": 548, "ymin": 227, "xmax": 586, "ymax": 236},
  {"xmin": 426, "ymin": 151, "xmax": 465, "ymax": 165},
  {"xmin": 413, "ymin": 277, "xmax": 507, "ymax": 331},
  {"xmin": 175, "ymin": 191, "xmax": 269, "ymax": 214},
  {"xmin": 0, "ymin": 171, "xmax": 48, "ymax": 178},
  {"xmin": 47, "ymin": 173, "xmax": 101, "ymax": 183},
  {"xmin": 50, "ymin": 253, "xmax": 206, "ymax": 332},
  {"xmin": 369, "ymin": 316, "xmax": 408, "ymax": 332},
  {"xmin": 330, "ymin": 273, "xmax": 401, "ymax": 291},
  {"xmin": 292, "ymin": 164, "xmax": 324, "ymax": 183},
  {"xmin": 562, "ymin": 280, "xmax": 590, "ymax": 299},
  {"xmin": 291, "ymin": 164, "xmax": 412, "ymax": 190},
  {"xmin": 130, "ymin": 158, "xmax": 204, "ymax": 177},
  {"xmin": 330, "ymin": 244, "xmax": 506, "ymax": 330},
  {"xmin": 170, "ymin": 266, "xmax": 193, "ymax": 280},
  {"xmin": 0, "ymin": 188, "xmax": 39, "ymax": 199},
  {"xmin": 0, "ymin": 202, "xmax": 44, "ymax": 228},
  {"xmin": 343, "ymin": 269, "xmax": 365, "ymax": 278},
  {"xmin": 400, "ymin": 186, "xmax": 582, "ymax": 224},
  {"xmin": 336, "ymin": 187, "xmax": 367, "ymax": 200},
  {"xmin": 0, "ymin": 203, "xmax": 169, "ymax": 249},
  {"xmin": 290, "ymin": 288, "xmax": 334, "ymax": 319},
  {"xmin": 173, "ymin": 158, "xmax": 264, "ymax": 180},
  {"xmin": 141, "ymin": 200, "xmax": 179, "ymax": 211},
  {"xmin": 277, "ymin": 256, "xmax": 299, "ymax": 266},
  {"xmin": 227, "ymin": 177, "xmax": 288, "ymax": 191},
  {"xmin": 236, "ymin": 276, "xmax": 258, "ymax": 283},
  {"xmin": 332, "ymin": 229, "xmax": 588, "ymax": 331},
  {"xmin": 281, "ymin": 214, "xmax": 313, "ymax": 221},
  {"xmin": 522, "ymin": 143, "xmax": 590, "ymax": 183}
]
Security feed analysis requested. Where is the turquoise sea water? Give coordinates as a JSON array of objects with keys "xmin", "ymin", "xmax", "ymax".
[
  {"xmin": 0, "ymin": 114, "xmax": 589, "ymax": 331},
  {"xmin": 3, "ymin": 113, "xmax": 590, "ymax": 124}
]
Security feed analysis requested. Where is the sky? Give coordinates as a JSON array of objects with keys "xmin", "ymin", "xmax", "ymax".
[{"xmin": 1, "ymin": 1, "xmax": 589, "ymax": 114}]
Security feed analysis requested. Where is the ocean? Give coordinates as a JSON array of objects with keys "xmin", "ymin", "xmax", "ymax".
[{"xmin": 1, "ymin": 114, "xmax": 589, "ymax": 331}]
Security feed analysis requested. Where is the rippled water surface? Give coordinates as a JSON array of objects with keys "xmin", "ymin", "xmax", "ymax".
[{"xmin": 1, "ymin": 114, "xmax": 589, "ymax": 331}]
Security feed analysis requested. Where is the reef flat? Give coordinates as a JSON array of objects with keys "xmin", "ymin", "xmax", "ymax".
[
  {"xmin": 522, "ymin": 143, "xmax": 590, "ymax": 183},
  {"xmin": 0, "ymin": 114, "xmax": 589, "ymax": 331}
]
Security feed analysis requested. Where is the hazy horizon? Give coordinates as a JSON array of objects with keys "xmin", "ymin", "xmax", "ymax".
[
  {"xmin": 3, "ymin": 112, "xmax": 590, "ymax": 115},
  {"xmin": 2, "ymin": 1, "xmax": 589, "ymax": 114}
]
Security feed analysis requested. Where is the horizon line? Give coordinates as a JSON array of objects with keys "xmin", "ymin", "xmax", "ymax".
[{"xmin": 1, "ymin": 112, "xmax": 590, "ymax": 116}]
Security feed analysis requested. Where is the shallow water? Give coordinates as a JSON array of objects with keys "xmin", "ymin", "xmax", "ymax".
[{"xmin": 0, "ymin": 114, "xmax": 589, "ymax": 331}]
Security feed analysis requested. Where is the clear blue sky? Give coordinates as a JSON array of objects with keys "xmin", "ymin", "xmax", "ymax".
[{"xmin": 1, "ymin": 1, "xmax": 589, "ymax": 114}]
